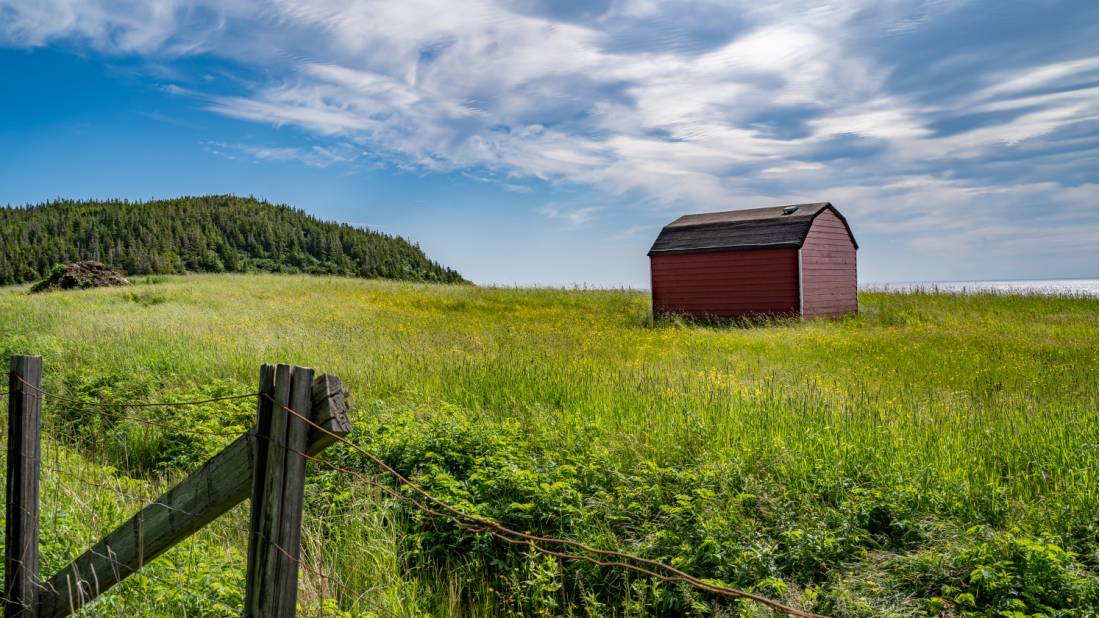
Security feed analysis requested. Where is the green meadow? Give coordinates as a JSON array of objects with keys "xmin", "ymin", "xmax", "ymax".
[{"xmin": 0, "ymin": 274, "xmax": 1095, "ymax": 617}]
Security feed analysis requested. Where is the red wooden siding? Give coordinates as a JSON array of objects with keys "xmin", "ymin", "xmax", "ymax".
[
  {"xmin": 800, "ymin": 209, "xmax": 857, "ymax": 318},
  {"xmin": 650, "ymin": 248, "xmax": 799, "ymax": 318}
]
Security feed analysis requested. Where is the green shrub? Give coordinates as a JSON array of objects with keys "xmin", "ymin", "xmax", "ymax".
[
  {"xmin": 894, "ymin": 526, "xmax": 1093, "ymax": 616},
  {"xmin": 29, "ymin": 263, "xmax": 67, "ymax": 292}
]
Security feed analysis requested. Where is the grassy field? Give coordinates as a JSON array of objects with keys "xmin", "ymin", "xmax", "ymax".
[{"xmin": 0, "ymin": 274, "xmax": 1095, "ymax": 617}]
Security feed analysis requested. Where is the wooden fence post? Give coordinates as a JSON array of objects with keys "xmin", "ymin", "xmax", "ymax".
[
  {"xmin": 244, "ymin": 364, "xmax": 275, "ymax": 613},
  {"xmin": 6, "ymin": 355, "xmax": 42, "ymax": 618},
  {"xmin": 245, "ymin": 365, "xmax": 315, "ymax": 618}
]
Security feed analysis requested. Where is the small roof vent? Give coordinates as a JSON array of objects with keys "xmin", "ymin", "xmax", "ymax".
[{"xmin": 782, "ymin": 206, "xmax": 798, "ymax": 215}]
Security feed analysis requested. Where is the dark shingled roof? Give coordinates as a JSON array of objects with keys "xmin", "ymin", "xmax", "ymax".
[{"xmin": 648, "ymin": 202, "xmax": 856, "ymax": 256}]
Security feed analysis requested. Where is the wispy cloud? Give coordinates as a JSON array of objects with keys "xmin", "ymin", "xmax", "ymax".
[
  {"xmin": 161, "ymin": 83, "xmax": 192, "ymax": 96},
  {"xmin": 537, "ymin": 204, "xmax": 601, "ymax": 226},
  {"xmin": 203, "ymin": 141, "xmax": 358, "ymax": 167},
  {"xmin": 611, "ymin": 224, "xmax": 660, "ymax": 241}
]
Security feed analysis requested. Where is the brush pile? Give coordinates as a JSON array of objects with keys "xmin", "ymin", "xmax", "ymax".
[{"xmin": 31, "ymin": 261, "xmax": 131, "ymax": 292}]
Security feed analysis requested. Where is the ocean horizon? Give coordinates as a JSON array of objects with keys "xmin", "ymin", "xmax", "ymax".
[{"xmin": 863, "ymin": 278, "xmax": 1099, "ymax": 297}]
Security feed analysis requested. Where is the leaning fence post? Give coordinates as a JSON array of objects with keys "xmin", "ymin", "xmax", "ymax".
[
  {"xmin": 245, "ymin": 364, "xmax": 315, "ymax": 618},
  {"xmin": 6, "ymin": 355, "xmax": 42, "ymax": 618}
]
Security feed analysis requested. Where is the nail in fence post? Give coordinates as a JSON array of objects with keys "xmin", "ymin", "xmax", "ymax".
[
  {"xmin": 245, "ymin": 364, "xmax": 314, "ymax": 618},
  {"xmin": 6, "ymin": 355, "xmax": 42, "ymax": 618}
]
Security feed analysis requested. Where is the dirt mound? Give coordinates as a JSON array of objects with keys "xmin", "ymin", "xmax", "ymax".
[{"xmin": 31, "ymin": 261, "xmax": 132, "ymax": 293}]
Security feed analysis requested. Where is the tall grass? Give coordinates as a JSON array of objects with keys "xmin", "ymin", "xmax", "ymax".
[{"xmin": 0, "ymin": 275, "xmax": 1094, "ymax": 616}]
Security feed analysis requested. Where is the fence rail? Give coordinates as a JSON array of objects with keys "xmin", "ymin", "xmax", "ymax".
[{"xmin": 2, "ymin": 354, "xmax": 826, "ymax": 618}]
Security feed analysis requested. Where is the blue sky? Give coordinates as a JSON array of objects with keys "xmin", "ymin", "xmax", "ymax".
[{"xmin": 0, "ymin": 0, "xmax": 1096, "ymax": 287}]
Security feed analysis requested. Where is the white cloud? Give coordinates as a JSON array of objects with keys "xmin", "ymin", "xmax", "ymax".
[
  {"xmin": 611, "ymin": 223, "xmax": 661, "ymax": 240},
  {"xmin": 537, "ymin": 204, "xmax": 602, "ymax": 226},
  {"xmin": 203, "ymin": 140, "xmax": 358, "ymax": 167},
  {"xmin": 979, "ymin": 57, "xmax": 1098, "ymax": 99},
  {"xmin": 809, "ymin": 104, "xmax": 933, "ymax": 141},
  {"xmin": 760, "ymin": 161, "xmax": 825, "ymax": 175}
]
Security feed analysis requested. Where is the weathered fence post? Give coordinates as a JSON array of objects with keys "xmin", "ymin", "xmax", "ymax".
[
  {"xmin": 6, "ymin": 355, "xmax": 42, "ymax": 618},
  {"xmin": 245, "ymin": 364, "xmax": 315, "ymax": 617},
  {"xmin": 244, "ymin": 364, "xmax": 275, "ymax": 612}
]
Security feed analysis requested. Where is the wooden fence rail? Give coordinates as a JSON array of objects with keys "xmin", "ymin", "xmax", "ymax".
[{"xmin": 4, "ymin": 356, "xmax": 352, "ymax": 618}]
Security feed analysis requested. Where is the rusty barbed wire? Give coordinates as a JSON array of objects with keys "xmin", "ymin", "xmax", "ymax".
[
  {"xmin": 14, "ymin": 376, "xmax": 257, "ymax": 408},
  {"xmin": 263, "ymin": 394, "xmax": 829, "ymax": 618}
]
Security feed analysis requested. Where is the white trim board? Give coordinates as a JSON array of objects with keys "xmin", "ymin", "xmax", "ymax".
[{"xmin": 797, "ymin": 248, "xmax": 804, "ymax": 318}]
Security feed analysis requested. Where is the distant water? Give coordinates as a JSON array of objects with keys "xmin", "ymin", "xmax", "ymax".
[{"xmin": 863, "ymin": 279, "xmax": 1099, "ymax": 297}]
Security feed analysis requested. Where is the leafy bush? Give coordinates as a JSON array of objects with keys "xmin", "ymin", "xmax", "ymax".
[
  {"xmin": 895, "ymin": 526, "xmax": 1093, "ymax": 617},
  {"xmin": 29, "ymin": 263, "xmax": 67, "ymax": 292}
]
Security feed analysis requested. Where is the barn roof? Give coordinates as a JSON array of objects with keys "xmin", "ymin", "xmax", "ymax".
[{"xmin": 647, "ymin": 202, "xmax": 857, "ymax": 256}]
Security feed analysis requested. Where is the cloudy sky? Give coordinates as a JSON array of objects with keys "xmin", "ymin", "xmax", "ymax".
[{"xmin": 0, "ymin": 0, "xmax": 1096, "ymax": 286}]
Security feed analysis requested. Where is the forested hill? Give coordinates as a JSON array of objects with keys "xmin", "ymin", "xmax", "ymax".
[{"xmin": 0, "ymin": 196, "xmax": 465, "ymax": 285}]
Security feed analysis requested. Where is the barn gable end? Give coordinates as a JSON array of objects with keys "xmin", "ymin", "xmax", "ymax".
[{"xmin": 800, "ymin": 208, "xmax": 857, "ymax": 319}]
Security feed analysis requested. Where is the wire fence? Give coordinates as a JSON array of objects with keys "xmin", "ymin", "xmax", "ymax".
[{"xmin": 3, "ymin": 376, "xmax": 827, "ymax": 618}]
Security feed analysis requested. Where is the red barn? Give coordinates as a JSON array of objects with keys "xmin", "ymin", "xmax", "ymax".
[{"xmin": 648, "ymin": 202, "xmax": 858, "ymax": 320}]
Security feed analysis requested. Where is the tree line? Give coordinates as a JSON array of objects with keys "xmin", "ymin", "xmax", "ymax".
[{"xmin": 0, "ymin": 195, "xmax": 465, "ymax": 285}]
